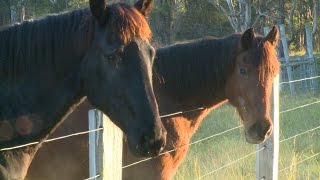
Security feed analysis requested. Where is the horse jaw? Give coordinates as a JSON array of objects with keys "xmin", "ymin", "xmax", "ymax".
[{"xmin": 0, "ymin": 147, "xmax": 38, "ymax": 180}]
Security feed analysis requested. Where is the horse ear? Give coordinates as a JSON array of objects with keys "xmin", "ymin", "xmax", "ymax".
[
  {"xmin": 241, "ymin": 27, "xmax": 255, "ymax": 50},
  {"xmin": 90, "ymin": 0, "xmax": 108, "ymax": 25},
  {"xmin": 134, "ymin": 0, "xmax": 154, "ymax": 17},
  {"xmin": 265, "ymin": 26, "xmax": 279, "ymax": 47}
]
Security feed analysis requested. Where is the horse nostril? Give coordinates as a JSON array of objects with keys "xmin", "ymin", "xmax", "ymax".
[
  {"xmin": 265, "ymin": 125, "xmax": 273, "ymax": 137},
  {"xmin": 253, "ymin": 122, "xmax": 272, "ymax": 139}
]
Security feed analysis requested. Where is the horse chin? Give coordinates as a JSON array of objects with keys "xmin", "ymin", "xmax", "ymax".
[
  {"xmin": 127, "ymin": 141, "xmax": 161, "ymax": 158},
  {"xmin": 244, "ymin": 131, "xmax": 268, "ymax": 144}
]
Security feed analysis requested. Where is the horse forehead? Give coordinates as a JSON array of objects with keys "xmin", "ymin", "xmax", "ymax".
[{"xmin": 126, "ymin": 39, "xmax": 151, "ymax": 57}]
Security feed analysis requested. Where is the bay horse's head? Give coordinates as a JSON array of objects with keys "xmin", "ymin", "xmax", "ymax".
[
  {"xmin": 81, "ymin": 0, "xmax": 166, "ymax": 157},
  {"xmin": 226, "ymin": 26, "xmax": 280, "ymax": 144}
]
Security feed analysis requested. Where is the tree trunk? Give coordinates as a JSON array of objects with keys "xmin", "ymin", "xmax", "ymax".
[
  {"xmin": 278, "ymin": 0, "xmax": 285, "ymax": 24},
  {"xmin": 312, "ymin": 0, "xmax": 319, "ymax": 34}
]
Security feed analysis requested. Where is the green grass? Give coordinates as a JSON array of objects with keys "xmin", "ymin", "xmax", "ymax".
[{"xmin": 174, "ymin": 92, "xmax": 320, "ymax": 180}]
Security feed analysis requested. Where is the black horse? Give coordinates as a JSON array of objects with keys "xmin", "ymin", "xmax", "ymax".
[{"xmin": 0, "ymin": 0, "xmax": 166, "ymax": 179}]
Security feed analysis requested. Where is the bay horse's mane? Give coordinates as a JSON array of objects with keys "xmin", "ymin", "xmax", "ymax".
[
  {"xmin": 0, "ymin": 4, "xmax": 152, "ymax": 82},
  {"xmin": 154, "ymin": 33, "xmax": 280, "ymax": 97},
  {"xmin": 154, "ymin": 35, "xmax": 239, "ymax": 97}
]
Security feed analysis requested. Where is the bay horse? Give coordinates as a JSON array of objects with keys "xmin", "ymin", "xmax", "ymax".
[
  {"xmin": 0, "ymin": 0, "xmax": 167, "ymax": 179},
  {"xmin": 27, "ymin": 26, "xmax": 280, "ymax": 180}
]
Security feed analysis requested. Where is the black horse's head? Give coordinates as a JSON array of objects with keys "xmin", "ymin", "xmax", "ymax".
[{"xmin": 82, "ymin": 0, "xmax": 166, "ymax": 157}]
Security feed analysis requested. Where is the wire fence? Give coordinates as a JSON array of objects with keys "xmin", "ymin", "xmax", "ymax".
[
  {"xmin": 196, "ymin": 146, "xmax": 267, "ymax": 179},
  {"xmin": 2, "ymin": 75, "xmax": 320, "ymax": 180},
  {"xmin": 278, "ymin": 152, "xmax": 320, "ymax": 173},
  {"xmin": 0, "ymin": 128, "xmax": 104, "ymax": 151},
  {"xmin": 0, "ymin": 107, "xmax": 206, "ymax": 152},
  {"xmin": 120, "ymin": 75, "xmax": 320, "ymax": 179}
]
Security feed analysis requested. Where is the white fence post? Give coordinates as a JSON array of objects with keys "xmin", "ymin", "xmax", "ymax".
[
  {"xmin": 256, "ymin": 75, "xmax": 280, "ymax": 180},
  {"xmin": 89, "ymin": 109, "xmax": 123, "ymax": 180},
  {"xmin": 257, "ymin": 27, "xmax": 280, "ymax": 179}
]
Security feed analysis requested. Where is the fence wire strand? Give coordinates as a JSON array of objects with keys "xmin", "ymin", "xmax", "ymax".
[
  {"xmin": 0, "ymin": 128, "xmax": 103, "ymax": 151},
  {"xmin": 280, "ymin": 75, "xmax": 320, "ymax": 85},
  {"xmin": 196, "ymin": 146, "xmax": 266, "ymax": 179},
  {"xmin": 279, "ymin": 152, "xmax": 320, "ymax": 172},
  {"xmin": 280, "ymin": 125, "xmax": 320, "ymax": 143},
  {"xmin": 280, "ymin": 100, "xmax": 320, "ymax": 114},
  {"xmin": 160, "ymin": 107, "xmax": 205, "ymax": 118},
  {"xmin": 84, "ymin": 174, "xmax": 101, "ymax": 180},
  {"xmin": 0, "ymin": 107, "xmax": 205, "ymax": 152}
]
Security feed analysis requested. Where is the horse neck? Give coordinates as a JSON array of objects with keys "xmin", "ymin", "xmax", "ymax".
[
  {"xmin": 153, "ymin": 36, "xmax": 240, "ymax": 113},
  {"xmin": 0, "ymin": 9, "xmax": 93, "ymax": 147}
]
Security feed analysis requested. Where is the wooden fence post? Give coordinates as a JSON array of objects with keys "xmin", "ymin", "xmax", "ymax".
[
  {"xmin": 305, "ymin": 24, "xmax": 317, "ymax": 91},
  {"xmin": 256, "ymin": 75, "xmax": 280, "ymax": 180},
  {"xmin": 89, "ymin": 109, "xmax": 123, "ymax": 180},
  {"xmin": 279, "ymin": 24, "xmax": 295, "ymax": 94}
]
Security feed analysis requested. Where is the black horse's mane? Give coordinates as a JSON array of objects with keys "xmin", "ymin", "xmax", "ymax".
[{"xmin": 0, "ymin": 8, "xmax": 93, "ymax": 81}]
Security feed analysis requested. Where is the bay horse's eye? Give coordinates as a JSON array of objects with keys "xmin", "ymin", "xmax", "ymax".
[{"xmin": 240, "ymin": 67, "xmax": 247, "ymax": 75}]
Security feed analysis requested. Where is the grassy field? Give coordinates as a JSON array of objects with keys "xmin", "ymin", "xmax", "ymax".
[{"xmin": 173, "ymin": 92, "xmax": 320, "ymax": 180}]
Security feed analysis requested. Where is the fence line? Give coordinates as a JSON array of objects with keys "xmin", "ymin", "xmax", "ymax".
[
  {"xmin": 0, "ymin": 128, "xmax": 104, "ymax": 151},
  {"xmin": 278, "ymin": 152, "xmax": 320, "ymax": 173},
  {"xmin": 194, "ymin": 109, "xmax": 320, "ymax": 179},
  {"xmin": 0, "ymin": 106, "xmax": 207, "ymax": 155},
  {"xmin": 194, "ymin": 123, "xmax": 320, "ymax": 180},
  {"xmin": 279, "ymin": 125, "xmax": 320, "ymax": 143},
  {"xmin": 160, "ymin": 107, "xmax": 205, "ymax": 118},
  {"xmin": 123, "ymin": 89, "xmax": 320, "ymax": 169},
  {"xmin": 0, "ymin": 107, "xmax": 205, "ymax": 152},
  {"xmin": 1, "ymin": 74, "xmax": 319, "ymax": 178},
  {"xmin": 122, "ymin": 125, "xmax": 243, "ymax": 169},
  {"xmin": 2, "ymin": 75, "xmax": 319, "ymax": 152},
  {"xmin": 196, "ymin": 146, "xmax": 266, "ymax": 179},
  {"xmin": 279, "ymin": 100, "xmax": 320, "ymax": 114},
  {"xmin": 280, "ymin": 76, "xmax": 320, "ymax": 85},
  {"xmin": 193, "ymin": 124, "xmax": 320, "ymax": 179}
]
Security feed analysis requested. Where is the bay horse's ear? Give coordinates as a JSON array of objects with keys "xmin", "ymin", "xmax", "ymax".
[
  {"xmin": 265, "ymin": 26, "xmax": 279, "ymax": 47},
  {"xmin": 241, "ymin": 27, "xmax": 255, "ymax": 50},
  {"xmin": 90, "ymin": 0, "xmax": 108, "ymax": 25},
  {"xmin": 134, "ymin": 0, "xmax": 154, "ymax": 17}
]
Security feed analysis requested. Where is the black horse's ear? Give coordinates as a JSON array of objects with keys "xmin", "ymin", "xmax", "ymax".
[
  {"xmin": 241, "ymin": 27, "xmax": 255, "ymax": 50},
  {"xmin": 134, "ymin": 0, "xmax": 154, "ymax": 17},
  {"xmin": 265, "ymin": 26, "xmax": 279, "ymax": 47},
  {"xmin": 90, "ymin": 0, "xmax": 108, "ymax": 25}
]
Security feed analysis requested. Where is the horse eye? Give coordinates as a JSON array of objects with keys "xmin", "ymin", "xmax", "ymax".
[{"xmin": 240, "ymin": 68, "xmax": 247, "ymax": 75}]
